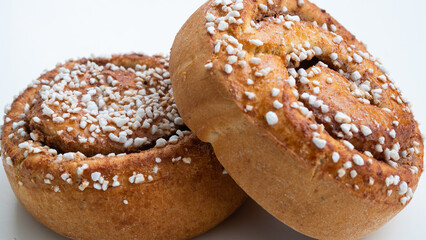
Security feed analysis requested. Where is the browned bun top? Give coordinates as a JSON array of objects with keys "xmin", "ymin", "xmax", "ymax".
[
  {"xmin": 26, "ymin": 54, "xmax": 183, "ymax": 157},
  {"xmin": 176, "ymin": 0, "xmax": 423, "ymax": 205},
  {"xmin": 1, "ymin": 53, "xmax": 197, "ymax": 192}
]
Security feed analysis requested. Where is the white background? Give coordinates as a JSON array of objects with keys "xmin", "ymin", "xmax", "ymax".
[{"xmin": 0, "ymin": 0, "xmax": 425, "ymax": 239}]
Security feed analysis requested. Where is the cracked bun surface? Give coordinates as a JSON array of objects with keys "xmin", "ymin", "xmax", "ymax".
[
  {"xmin": 170, "ymin": 0, "xmax": 424, "ymax": 239},
  {"xmin": 1, "ymin": 53, "xmax": 246, "ymax": 240}
]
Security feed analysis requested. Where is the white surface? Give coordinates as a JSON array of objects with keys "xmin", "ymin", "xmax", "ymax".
[{"xmin": 0, "ymin": 0, "xmax": 425, "ymax": 239}]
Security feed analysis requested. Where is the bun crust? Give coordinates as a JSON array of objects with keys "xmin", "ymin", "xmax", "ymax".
[
  {"xmin": 170, "ymin": 1, "xmax": 424, "ymax": 239},
  {"xmin": 1, "ymin": 54, "xmax": 246, "ymax": 240}
]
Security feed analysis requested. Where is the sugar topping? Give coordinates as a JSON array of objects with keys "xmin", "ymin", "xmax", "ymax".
[
  {"xmin": 25, "ymin": 55, "xmax": 185, "ymax": 156},
  {"xmin": 265, "ymin": 111, "xmax": 279, "ymax": 126},
  {"xmin": 1, "ymin": 54, "xmax": 199, "ymax": 195},
  {"xmin": 202, "ymin": 0, "xmax": 423, "ymax": 205}
]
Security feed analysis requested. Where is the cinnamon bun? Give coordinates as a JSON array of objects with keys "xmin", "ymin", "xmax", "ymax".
[
  {"xmin": 1, "ymin": 53, "xmax": 246, "ymax": 240},
  {"xmin": 170, "ymin": 0, "xmax": 424, "ymax": 239}
]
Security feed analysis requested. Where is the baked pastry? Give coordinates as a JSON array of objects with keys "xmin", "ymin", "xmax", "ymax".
[
  {"xmin": 1, "ymin": 53, "xmax": 246, "ymax": 240},
  {"xmin": 170, "ymin": 0, "xmax": 424, "ymax": 239}
]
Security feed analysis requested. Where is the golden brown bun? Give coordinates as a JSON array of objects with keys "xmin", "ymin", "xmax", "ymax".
[
  {"xmin": 170, "ymin": 0, "xmax": 424, "ymax": 239},
  {"xmin": 1, "ymin": 54, "xmax": 246, "ymax": 240}
]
